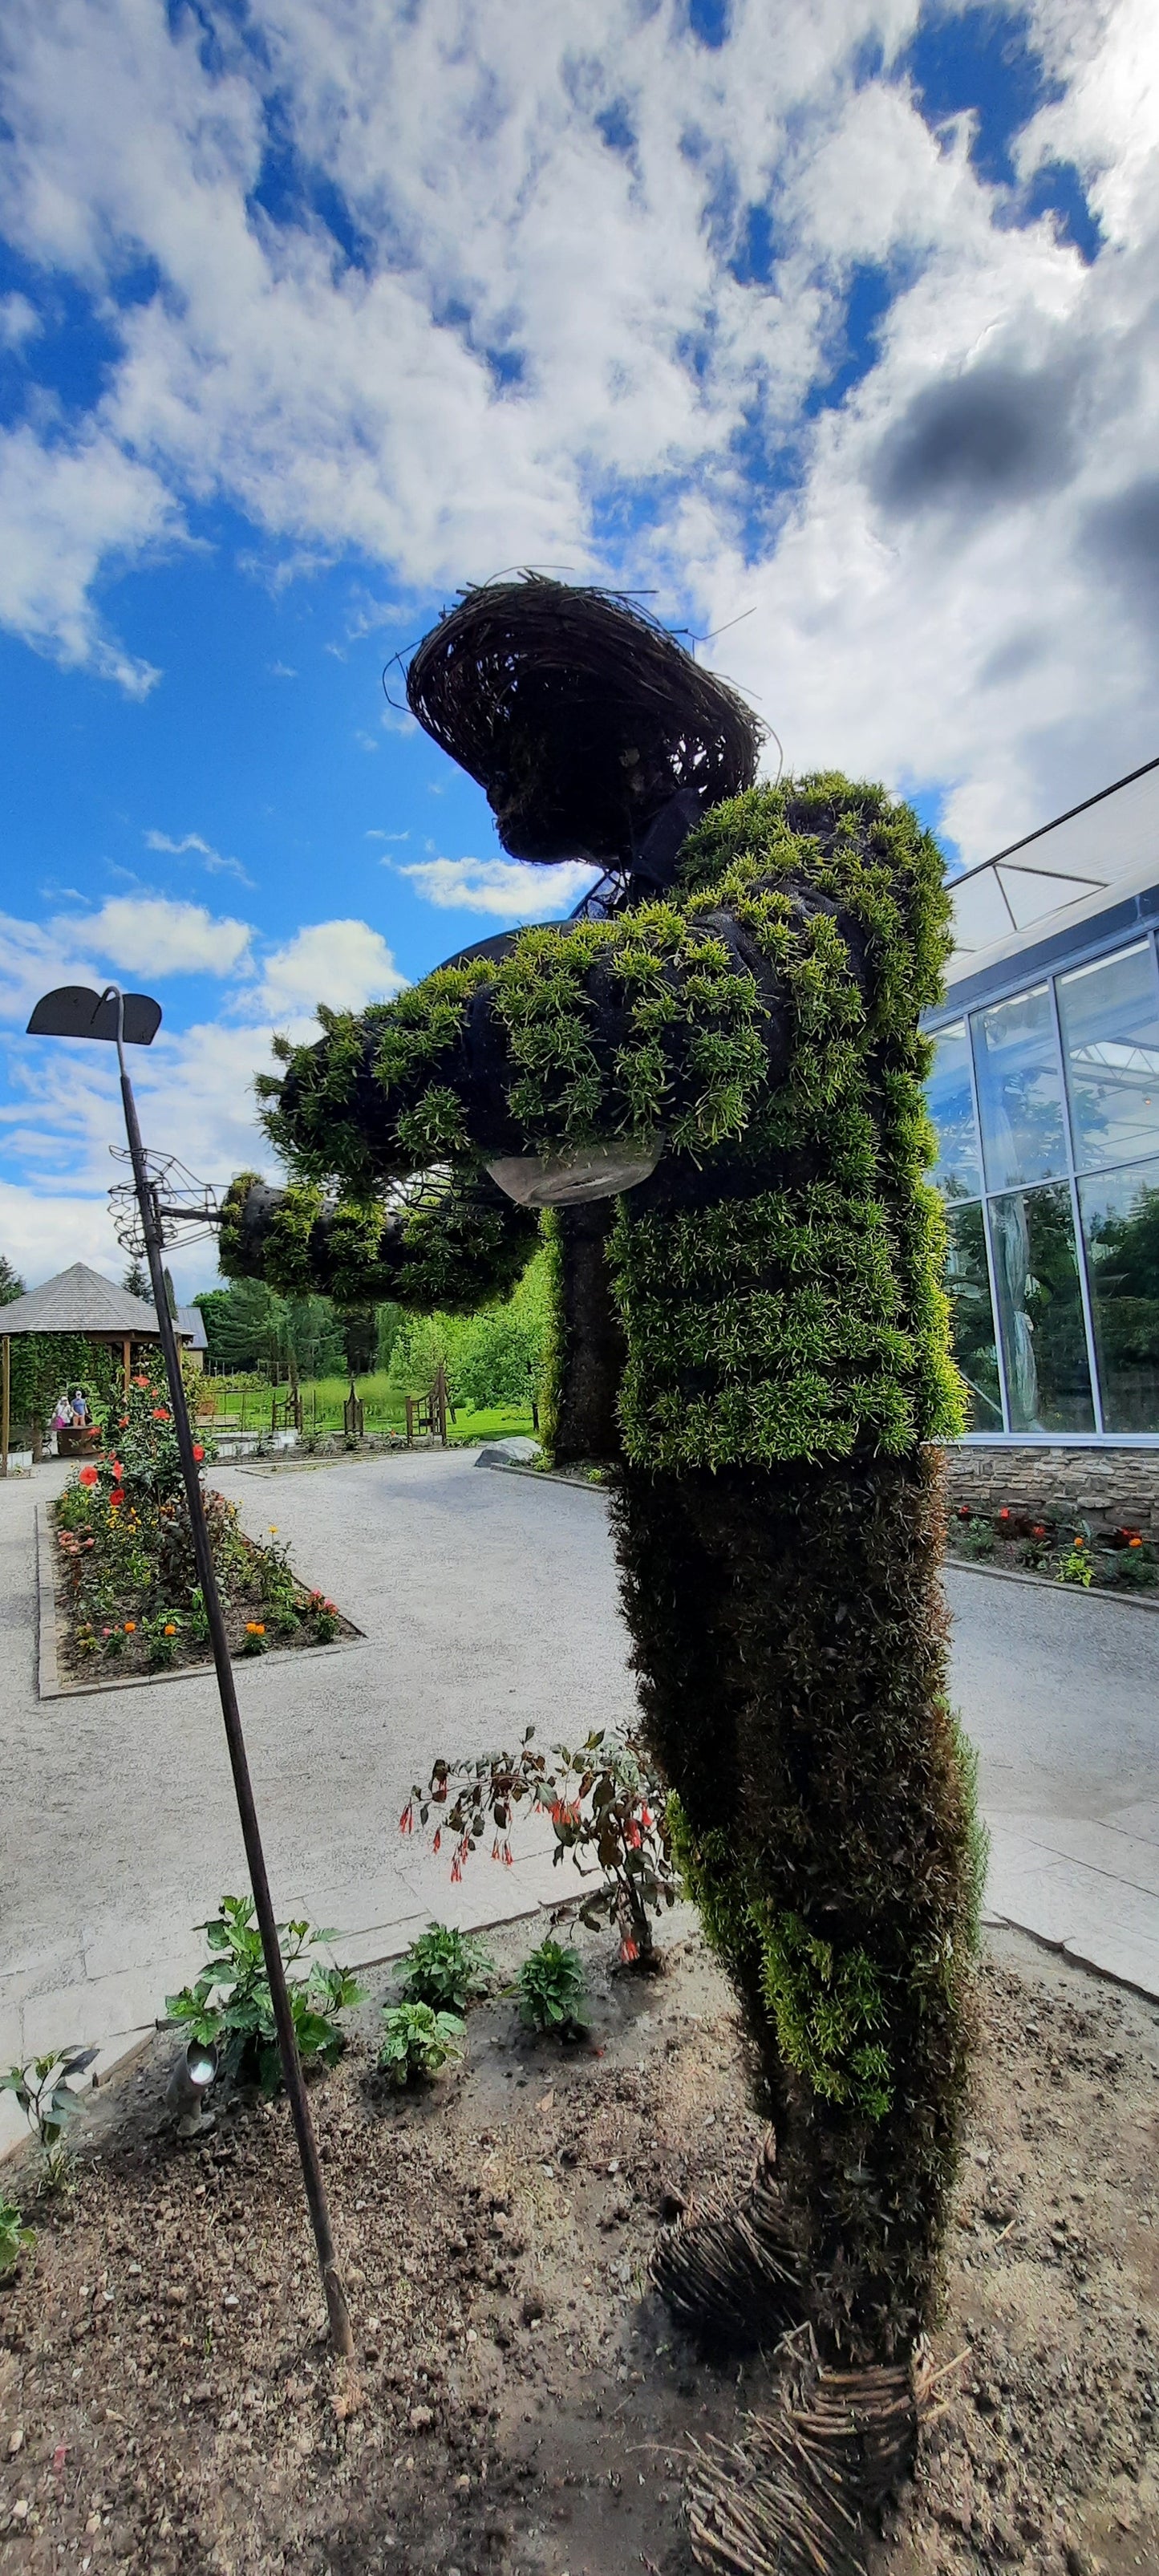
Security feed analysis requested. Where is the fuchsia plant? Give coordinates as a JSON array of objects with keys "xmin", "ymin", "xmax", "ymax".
[{"xmin": 399, "ymin": 1727, "xmax": 678, "ymax": 1965}]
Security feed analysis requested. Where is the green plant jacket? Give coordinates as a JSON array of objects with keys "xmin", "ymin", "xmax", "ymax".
[{"xmin": 232, "ymin": 777, "xmax": 964, "ymax": 1471}]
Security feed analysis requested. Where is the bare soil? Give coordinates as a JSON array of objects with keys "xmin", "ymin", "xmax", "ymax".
[{"xmin": 2, "ymin": 1921, "xmax": 1157, "ymax": 2576}]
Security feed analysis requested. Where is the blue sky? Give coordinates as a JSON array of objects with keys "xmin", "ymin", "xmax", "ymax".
[{"xmin": 1, "ymin": 0, "xmax": 1153, "ymax": 1292}]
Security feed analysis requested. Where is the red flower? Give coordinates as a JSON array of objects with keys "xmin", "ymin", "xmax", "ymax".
[
  {"xmin": 133, "ymin": 1375, "xmax": 148, "ymax": 1389},
  {"xmin": 399, "ymin": 1801, "xmax": 415, "ymax": 1835},
  {"xmin": 450, "ymin": 1857, "xmax": 462, "ymax": 1884},
  {"xmin": 619, "ymin": 1937, "xmax": 639, "ymax": 1964},
  {"xmin": 625, "ymin": 1822, "xmax": 642, "ymax": 1848},
  {"xmin": 640, "ymin": 1804, "xmax": 654, "ymax": 1830},
  {"xmin": 79, "ymin": 1465, "xmax": 99, "ymax": 1487},
  {"xmin": 109, "ymin": 1490, "xmax": 125, "ymax": 1510},
  {"xmin": 110, "ymin": 1459, "xmax": 124, "ymax": 1481},
  {"xmin": 998, "ymin": 1508, "xmax": 1010, "ymax": 1521},
  {"xmin": 502, "ymin": 1841, "xmax": 513, "ymax": 1867},
  {"xmin": 192, "ymin": 1444, "xmax": 205, "ymax": 1462},
  {"xmin": 152, "ymin": 1407, "xmax": 169, "ymax": 1422},
  {"xmin": 432, "ymin": 1829, "xmax": 442, "ymax": 1855},
  {"xmin": 119, "ymin": 1416, "xmax": 129, "ymax": 1428}
]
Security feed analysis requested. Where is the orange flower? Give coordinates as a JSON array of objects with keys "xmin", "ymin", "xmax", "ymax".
[
  {"xmin": 152, "ymin": 1407, "xmax": 169, "ymax": 1422},
  {"xmin": 164, "ymin": 1623, "xmax": 176, "ymax": 1636},
  {"xmin": 1129, "ymin": 1535, "xmax": 1143, "ymax": 1548},
  {"xmin": 1073, "ymin": 1535, "xmax": 1084, "ymax": 1548},
  {"xmin": 245, "ymin": 1621, "xmax": 265, "ymax": 1635},
  {"xmin": 124, "ymin": 1621, "xmax": 136, "ymax": 1633},
  {"xmin": 192, "ymin": 1444, "xmax": 205, "ymax": 1462}
]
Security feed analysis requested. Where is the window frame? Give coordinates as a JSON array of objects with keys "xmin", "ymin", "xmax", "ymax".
[{"xmin": 924, "ymin": 919, "xmax": 1159, "ymax": 1446}]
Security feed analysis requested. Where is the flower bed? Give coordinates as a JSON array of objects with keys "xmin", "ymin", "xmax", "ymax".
[
  {"xmin": 51, "ymin": 1371, "xmax": 355, "ymax": 1680},
  {"xmin": 946, "ymin": 1501, "xmax": 1157, "ymax": 1592}
]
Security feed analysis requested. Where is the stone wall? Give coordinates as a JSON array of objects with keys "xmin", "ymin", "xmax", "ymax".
[{"xmin": 939, "ymin": 1443, "xmax": 1159, "ymax": 1540}]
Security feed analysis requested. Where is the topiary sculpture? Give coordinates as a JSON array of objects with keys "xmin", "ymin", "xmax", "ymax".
[{"xmin": 224, "ymin": 578, "xmax": 980, "ymax": 2569}]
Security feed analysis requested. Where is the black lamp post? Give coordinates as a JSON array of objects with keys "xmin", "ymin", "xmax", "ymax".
[{"xmin": 26, "ymin": 984, "xmax": 354, "ymax": 2359}]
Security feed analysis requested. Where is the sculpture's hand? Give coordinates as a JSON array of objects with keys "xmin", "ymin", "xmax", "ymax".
[{"xmin": 218, "ymin": 1162, "xmax": 539, "ymax": 1312}]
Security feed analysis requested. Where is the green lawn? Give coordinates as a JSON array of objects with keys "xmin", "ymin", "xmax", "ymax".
[{"xmin": 195, "ymin": 1372, "xmax": 537, "ymax": 1446}]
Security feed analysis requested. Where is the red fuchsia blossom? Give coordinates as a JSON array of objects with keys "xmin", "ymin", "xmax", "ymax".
[
  {"xmin": 399, "ymin": 1801, "xmax": 415, "ymax": 1834},
  {"xmin": 450, "ymin": 1855, "xmax": 463, "ymax": 1884},
  {"xmin": 79, "ymin": 1464, "xmax": 99, "ymax": 1486},
  {"xmin": 625, "ymin": 1821, "xmax": 642, "ymax": 1849},
  {"xmin": 619, "ymin": 1937, "xmax": 639, "ymax": 1963},
  {"xmin": 432, "ymin": 1830, "xmax": 442, "ymax": 1854},
  {"xmin": 192, "ymin": 1445, "xmax": 205, "ymax": 1462},
  {"xmin": 640, "ymin": 1805, "xmax": 654, "ymax": 1830}
]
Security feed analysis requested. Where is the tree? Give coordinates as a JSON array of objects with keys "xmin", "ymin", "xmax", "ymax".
[
  {"xmin": 122, "ymin": 1260, "xmax": 149, "ymax": 1301},
  {"xmin": 0, "ymin": 1256, "xmax": 25, "ymax": 1307},
  {"xmin": 338, "ymin": 1305, "xmax": 378, "ymax": 1376}
]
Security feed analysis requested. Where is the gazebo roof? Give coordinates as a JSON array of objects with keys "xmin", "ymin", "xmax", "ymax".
[{"xmin": 0, "ymin": 1261, "xmax": 181, "ymax": 1340}]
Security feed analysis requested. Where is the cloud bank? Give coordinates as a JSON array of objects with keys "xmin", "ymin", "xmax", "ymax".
[{"xmin": 0, "ymin": 0, "xmax": 1154, "ymax": 856}]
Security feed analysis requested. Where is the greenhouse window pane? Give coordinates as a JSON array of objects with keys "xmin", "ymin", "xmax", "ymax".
[
  {"xmin": 942, "ymin": 1202, "xmax": 1003, "ymax": 1429},
  {"xmin": 972, "ymin": 984, "xmax": 1067, "ymax": 1191},
  {"xmin": 1079, "ymin": 1155, "xmax": 1159, "ymax": 1433},
  {"xmin": 989, "ymin": 1183, "xmax": 1096, "ymax": 1432},
  {"xmin": 1058, "ymin": 940, "xmax": 1159, "ymax": 1174},
  {"xmin": 926, "ymin": 1020, "xmax": 982, "ymax": 1201}
]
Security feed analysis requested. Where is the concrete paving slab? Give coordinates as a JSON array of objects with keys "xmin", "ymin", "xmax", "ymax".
[
  {"xmin": 1006, "ymin": 1815, "xmax": 1159, "ymax": 1899},
  {"xmin": 1062, "ymin": 1926, "xmax": 1159, "ymax": 1995}
]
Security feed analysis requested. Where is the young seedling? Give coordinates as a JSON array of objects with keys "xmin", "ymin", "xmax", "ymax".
[
  {"xmin": 1, "ymin": 2047, "xmax": 99, "ymax": 2190},
  {"xmin": 515, "ymin": 1938, "xmax": 590, "ymax": 2041},
  {"xmin": 378, "ymin": 2002, "xmax": 464, "ymax": 2087},
  {"xmin": 0, "ymin": 2194, "xmax": 35, "ymax": 2274},
  {"xmin": 394, "ymin": 1925, "xmax": 495, "ymax": 2014},
  {"xmin": 166, "ymin": 1895, "xmax": 366, "ymax": 2096}
]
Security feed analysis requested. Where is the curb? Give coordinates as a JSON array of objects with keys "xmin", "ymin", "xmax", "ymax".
[
  {"xmin": 34, "ymin": 1504, "xmax": 366, "ymax": 1702},
  {"xmin": 477, "ymin": 1459, "xmax": 611, "ymax": 1494},
  {"xmin": 945, "ymin": 1553, "xmax": 1159, "ymax": 1613},
  {"xmin": 983, "ymin": 1908, "xmax": 1159, "ymax": 2006}
]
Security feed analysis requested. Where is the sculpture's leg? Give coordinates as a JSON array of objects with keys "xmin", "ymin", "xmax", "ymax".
[{"xmin": 613, "ymin": 1448, "xmax": 980, "ymax": 2366}]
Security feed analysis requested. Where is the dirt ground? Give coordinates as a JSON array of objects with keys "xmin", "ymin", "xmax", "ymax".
[{"xmin": 2, "ymin": 1917, "xmax": 1157, "ymax": 2576}]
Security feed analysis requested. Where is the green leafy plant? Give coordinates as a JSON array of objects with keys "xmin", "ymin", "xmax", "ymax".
[
  {"xmin": 401, "ymin": 1726, "xmax": 676, "ymax": 1965},
  {"xmin": 144, "ymin": 1608, "xmax": 183, "ymax": 1669},
  {"xmin": 1, "ymin": 2047, "xmax": 99, "ymax": 2189},
  {"xmin": 395, "ymin": 1924, "xmax": 494, "ymax": 2014},
  {"xmin": 378, "ymin": 2000, "xmax": 464, "ymax": 2086},
  {"xmin": 514, "ymin": 1938, "xmax": 590, "ymax": 2040},
  {"xmin": 165, "ymin": 1895, "xmax": 366, "ymax": 2095},
  {"xmin": 0, "ymin": 2195, "xmax": 34, "ymax": 2276},
  {"xmin": 1058, "ymin": 1536, "xmax": 1093, "ymax": 1587}
]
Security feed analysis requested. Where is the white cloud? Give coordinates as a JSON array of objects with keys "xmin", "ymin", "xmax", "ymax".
[
  {"xmin": 145, "ymin": 830, "xmax": 255, "ymax": 887},
  {"xmin": 0, "ymin": 1179, "xmax": 127, "ymax": 1295},
  {"xmin": 0, "ymin": 290, "xmax": 39, "ymax": 349},
  {"xmin": 254, "ymin": 919, "xmax": 405, "ymax": 1017},
  {"xmin": 63, "ymin": 895, "xmax": 253, "ymax": 978},
  {"xmin": 0, "ymin": 0, "xmax": 1154, "ymax": 841},
  {"xmin": 399, "ymin": 854, "xmax": 599, "ymax": 918}
]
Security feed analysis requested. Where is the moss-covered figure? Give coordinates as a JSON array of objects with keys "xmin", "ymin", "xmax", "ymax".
[{"xmin": 226, "ymin": 584, "xmax": 979, "ymax": 2425}]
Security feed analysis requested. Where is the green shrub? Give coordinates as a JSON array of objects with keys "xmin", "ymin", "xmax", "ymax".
[
  {"xmin": 165, "ymin": 1895, "xmax": 366, "ymax": 2095},
  {"xmin": 395, "ymin": 1925, "xmax": 494, "ymax": 2014},
  {"xmin": 1, "ymin": 2047, "xmax": 98, "ymax": 2190},
  {"xmin": 0, "ymin": 2194, "xmax": 34, "ymax": 2274},
  {"xmin": 514, "ymin": 1938, "xmax": 590, "ymax": 2040},
  {"xmin": 378, "ymin": 2001, "xmax": 464, "ymax": 2087}
]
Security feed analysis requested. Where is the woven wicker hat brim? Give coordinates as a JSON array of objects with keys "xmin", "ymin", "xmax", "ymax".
[{"xmin": 405, "ymin": 576, "xmax": 764, "ymax": 866}]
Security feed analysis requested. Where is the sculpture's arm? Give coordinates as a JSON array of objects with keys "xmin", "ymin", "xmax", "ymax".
[
  {"xmin": 218, "ymin": 1162, "xmax": 540, "ymax": 1312},
  {"xmin": 257, "ymin": 878, "xmax": 875, "ymax": 1187}
]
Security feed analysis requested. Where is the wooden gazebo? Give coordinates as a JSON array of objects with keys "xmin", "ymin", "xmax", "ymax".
[{"xmin": 0, "ymin": 1261, "xmax": 195, "ymax": 1474}]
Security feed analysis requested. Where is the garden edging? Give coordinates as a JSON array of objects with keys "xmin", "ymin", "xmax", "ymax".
[
  {"xmin": 944, "ymin": 1551, "xmax": 1159, "ymax": 1613},
  {"xmin": 34, "ymin": 1504, "xmax": 367, "ymax": 1701}
]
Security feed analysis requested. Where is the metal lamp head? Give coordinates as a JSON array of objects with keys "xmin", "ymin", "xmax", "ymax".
[{"xmin": 166, "ymin": 2036, "xmax": 220, "ymax": 2136}]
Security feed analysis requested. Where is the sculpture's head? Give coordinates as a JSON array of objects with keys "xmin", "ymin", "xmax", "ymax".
[{"xmin": 404, "ymin": 575, "xmax": 762, "ymax": 880}]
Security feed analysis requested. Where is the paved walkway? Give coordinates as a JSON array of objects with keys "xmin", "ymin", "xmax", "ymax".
[
  {"xmin": 946, "ymin": 1560, "xmax": 1159, "ymax": 1996},
  {"xmin": 2, "ymin": 1452, "xmax": 1157, "ymax": 2156}
]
